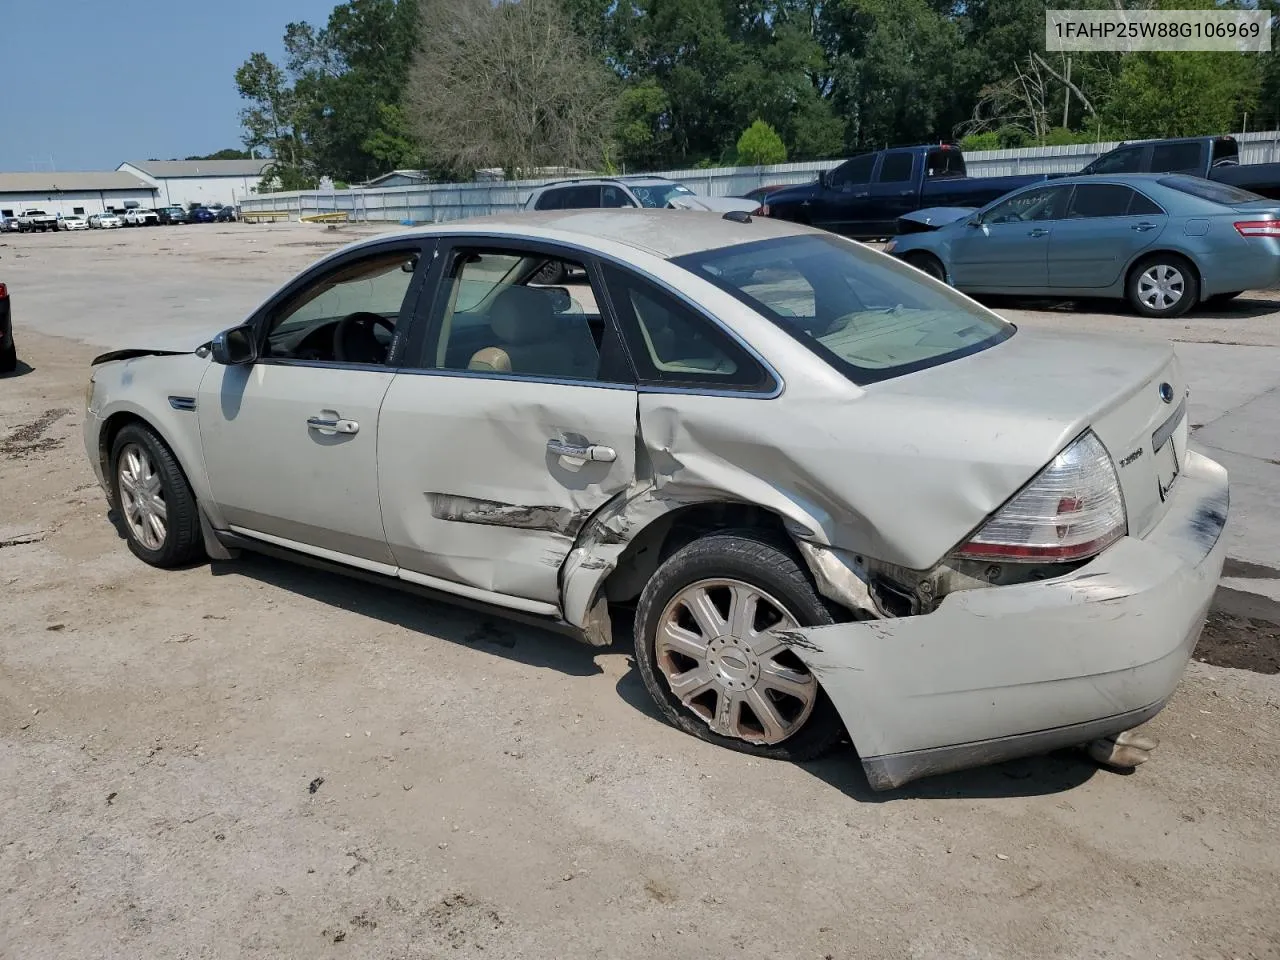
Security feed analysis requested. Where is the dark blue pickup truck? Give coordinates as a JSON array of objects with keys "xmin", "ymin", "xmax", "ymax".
[{"xmin": 761, "ymin": 143, "xmax": 1048, "ymax": 240}]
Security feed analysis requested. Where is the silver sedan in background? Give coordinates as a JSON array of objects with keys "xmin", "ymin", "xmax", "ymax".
[
  {"xmin": 82, "ymin": 211, "xmax": 1227, "ymax": 789},
  {"xmin": 886, "ymin": 174, "xmax": 1280, "ymax": 317}
]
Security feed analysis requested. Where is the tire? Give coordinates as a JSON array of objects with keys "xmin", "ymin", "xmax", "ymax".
[
  {"xmin": 110, "ymin": 423, "xmax": 205, "ymax": 568},
  {"xmin": 0, "ymin": 341, "xmax": 16, "ymax": 374},
  {"xmin": 1205, "ymin": 291, "xmax": 1243, "ymax": 306},
  {"xmin": 1126, "ymin": 253, "xmax": 1199, "ymax": 318},
  {"xmin": 633, "ymin": 529, "xmax": 845, "ymax": 761},
  {"xmin": 904, "ymin": 251, "xmax": 947, "ymax": 283}
]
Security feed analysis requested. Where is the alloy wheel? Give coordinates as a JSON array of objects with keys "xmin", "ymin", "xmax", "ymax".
[
  {"xmin": 117, "ymin": 443, "xmax": 168, "ymax": 551},
  {"xmin": 655, "ymin": 578, "xmax": 818, "ymax": 745}
]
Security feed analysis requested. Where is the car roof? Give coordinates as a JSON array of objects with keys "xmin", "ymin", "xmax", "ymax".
[
  {"xmin": 533, "ymin": 175, "xmax": 675, "ymax": 190},
  {"xmin": 372, "ymin": 209, "xmax": 818, "ymax": 260}
]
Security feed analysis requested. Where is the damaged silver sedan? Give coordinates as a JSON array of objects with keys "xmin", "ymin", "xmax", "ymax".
[{"xmin": 83, "ymin": 210, "xmax": 1228, "ymax": 789}]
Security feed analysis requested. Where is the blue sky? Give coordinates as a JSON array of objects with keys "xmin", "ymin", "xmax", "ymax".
[{"xmin": 0, "ymin": 0, "xmax": 337, "ymax": 172}]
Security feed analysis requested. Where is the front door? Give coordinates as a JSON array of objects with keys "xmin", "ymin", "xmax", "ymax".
[
  {"xmin": 815, "ymin": 153, "xmax": 877, "ymax": 236},
  {"xmin": 949, "ymin": 184, "xmax": 1071, "ymax": 290},
  {"xmin": 197, "ymin": 241, "xmax": 431, "ymax": 569},
  {"xmin": 378, "ymin": 241, "xmax": 638, "ymax": 607}
]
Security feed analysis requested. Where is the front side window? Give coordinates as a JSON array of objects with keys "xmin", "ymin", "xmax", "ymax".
[
  {"xmin": 264, "ymin": 248, "xmax": 419, "ymax": 364},
  {"xmin": 829, "ymin": 154, "xmax": 876, "ymax": 190},
  {"xmin": 982, "ymin": 185, "xmax": 1070, "ymax": 224},
  {"xmin": 600, "ymin": 185, "xmax": 634, "ymax": 208},
  {"xmin": 1084, "ymin": 145, "xmax": 1144, "ymax": 175},
  {"xmin": 428, "ymin": 247, "xmax": 611, "ymax": 382},
  {"xmin": 877, "ymin": 153, "xmax": 914, "ymax": 183},
  {"xmin": 601, "ymin": 264, "xmax": 772, "ymax": 390},
  {"xmin": 674, "ymin": 234, "xmax": 1013, "ymax": 383}
]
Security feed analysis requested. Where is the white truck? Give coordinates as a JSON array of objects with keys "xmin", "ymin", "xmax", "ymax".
[{"xmin": 16, "ymin": 209, "xmax": 58, "ymax": 233}]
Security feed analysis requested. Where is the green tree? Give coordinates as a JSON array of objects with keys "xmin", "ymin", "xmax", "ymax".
[
  {"xmin": 1101, "ymin": 51, "xmax": 1260, "ymax": 139},
  {"xmin": 185, "ymin": 148, "xmax": 253, "ymax": 160},
  {"xmin": 234, "ymin": 52, "xmax": 308, "ymax": 174},
  {"xmin": 736, "ymin": 120, "xmax": 788, "ymax": 165}
]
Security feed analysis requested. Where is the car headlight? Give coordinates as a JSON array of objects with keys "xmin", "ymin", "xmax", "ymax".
[{"xmin": 954, "ymin": 430, "xmax": 1127, "ymax": 563}]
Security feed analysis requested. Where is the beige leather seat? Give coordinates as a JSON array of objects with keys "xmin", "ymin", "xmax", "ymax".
[{"xmin": 467, "ymin": 286, "xmax": 598, "ymax": 378}]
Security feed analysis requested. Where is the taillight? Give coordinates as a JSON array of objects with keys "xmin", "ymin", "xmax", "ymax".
[
  {"xmin": 1234, "ymin": 220, "xmax": 1280, "ymax": 237},
  {"xmin": 955, "ymin": 431, "xmax": 1126, "ymax": 563},
  {"xmin": 0, "ymin": 283, "xmax": 7, "ymax": 298}
]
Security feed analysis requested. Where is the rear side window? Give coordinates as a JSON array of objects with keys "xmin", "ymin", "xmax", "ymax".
[
  {"xmin": 1150, "ymin": 142, "xmax": 1203, "ymax": 173},
  {"xmin": 535, "ymin": 186, "xmax": 600, "ymax": 210},
  {"xmin": 1067, "ymin": 183, "xmax": 1158, "ymax": 218},
  {"xmin": 675, "ymin": 234, "xmax": 1013, "ymax": 384},
  {"xmin": 600, "ymin": 185, "xmax": 633, "ymax": 208},
  {"xmin": 534, "ymin": 189, "xmax": 565, "ymax": 211},
  {"xmin": 1157, "ymin": 175, "xmax": 1264, "ymax": 205},
  {"xmin": 600, "ymin": 264, "xmax": 774, "ymax": 391},
  {"xmin": 877, "ymin": 153, "xmax": 914, "ymax": 183}
]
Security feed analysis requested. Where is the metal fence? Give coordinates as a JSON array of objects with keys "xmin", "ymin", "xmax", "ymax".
[{"xmin": 240, "ymin": 130, "xmax": 1280, "ymax": 224}]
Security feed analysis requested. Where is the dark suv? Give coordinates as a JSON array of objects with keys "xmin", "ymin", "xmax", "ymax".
[
  {"xmin": 1, "ymin": 281, "xmax": 15, "ymax": 374},
  {"xmin": 157, "ymin": 206, "xmax": 189, "ymax": 225}
]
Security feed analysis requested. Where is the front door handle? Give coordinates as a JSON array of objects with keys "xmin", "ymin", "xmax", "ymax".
[
  {"xmin": 547, "ymin": 437, "xmax": 616, "ymax": 462},
  {"xmin": 307, "ymin": 415, "xmax": 359, "ymax": 435},
  {"xmin": 1027, "ymin": 227, "xmax": 1049, "ymax": 237},
  {"xmin": 1131, "ymin": 222, "xmax": 1157, "ymax": 232}
]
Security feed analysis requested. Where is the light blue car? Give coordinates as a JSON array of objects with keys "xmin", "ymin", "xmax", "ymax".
[{"xmin": 885, "ymin": 173, "xmax": 1280, "ymax": 317}]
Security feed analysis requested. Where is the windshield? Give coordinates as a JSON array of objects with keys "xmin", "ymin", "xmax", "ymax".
[
  {"xmin": 673, "ymin": 234, "xmax": 1014, "ymax": 383},
  {"xmin": 630, "ymin": 182, "xmax": 696, "ymax": 208},
  {"xmin": 1157, "ymin": 175, "xmax": 1265, "ymax": 206}
]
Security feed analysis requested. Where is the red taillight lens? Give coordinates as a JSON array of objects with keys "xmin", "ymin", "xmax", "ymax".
[
  {"xmin": 0, "ymin": 282, "xmax": 8, "ymax": 298},
  {"xmin": 1234, "ymin": 220, "xmax": 1280, "ymax": 237}
]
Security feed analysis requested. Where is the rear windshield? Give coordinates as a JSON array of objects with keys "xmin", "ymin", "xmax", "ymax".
[
  {"xmin": 673, "ymin": 234, "xmax": 1013, "ymax": 384},
  {"xmin": 1157, "ymin": 175, "xmax": 1264, "ymax": 205}
]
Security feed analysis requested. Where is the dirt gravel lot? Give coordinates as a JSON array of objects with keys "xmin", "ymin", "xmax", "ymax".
[{"xmin": 2, "ymin": 224, "xmax": 1280, "ymax": 959}]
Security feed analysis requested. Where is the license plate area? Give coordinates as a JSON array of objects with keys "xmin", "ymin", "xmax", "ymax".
[{"xmin": 1152, "ymin": 396, "xmax": 1186, "ymax": 502}]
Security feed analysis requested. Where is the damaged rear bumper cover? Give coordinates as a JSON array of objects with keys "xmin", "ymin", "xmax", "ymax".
[{"xmin": 785, "ymin": 450, "xmax": 1229, "ymax": 791}]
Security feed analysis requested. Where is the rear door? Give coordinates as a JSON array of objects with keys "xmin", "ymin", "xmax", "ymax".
[
  {"xmin": 1048, "ymin": 183, "xmax": 1168, "ymax": 289},
  {"xmin": 949, "ymin": 184, "xmax": 1071, "ymax": 289},
  {"xmin": 866, "ymin": 151, "xmax": 918, "ymax": 236},
  {"xmin": 376, "ymin": 237, "xmax": 638, "ymax": 608}
]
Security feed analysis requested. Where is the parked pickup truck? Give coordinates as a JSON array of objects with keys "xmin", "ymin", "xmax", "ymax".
[
  {"xmin": 761, "ymin": 144, "xmax": 1050, "ymax": 240},
  {"xmin": 16, "ymin": 209, "xmax": 58, "ymax": 233},
  {"xmin": 1077, "ymin": 135, "xmax": 1280, "ymax": 200}
]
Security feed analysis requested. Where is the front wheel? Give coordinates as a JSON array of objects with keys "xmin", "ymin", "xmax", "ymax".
[
  {"xmin": 1126, "ymin": 254, "xmax": 1198, "ymax": 318},
  {"xmin": 633, "ymin": 530, "xmax": 845, "ymax": 761},
  {"xmin": 110, "ymin": 423, "xmax": 205, "ymax": 568},
  {"xmin": 904, "ymin": 251, "xmax": 947, "ymax": 283}
]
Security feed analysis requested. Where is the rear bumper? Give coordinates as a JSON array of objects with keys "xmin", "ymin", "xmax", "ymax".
[{"xmin": 787, "ymin": 450, "xmax": 1229, "ymax": 790}]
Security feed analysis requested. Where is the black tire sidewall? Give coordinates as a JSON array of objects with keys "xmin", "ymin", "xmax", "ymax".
[
  {"xmin": 110, "ymin": 423, "xmax": 203, "ymax": 567},
  {"xmin": 1127, "ymin": 254, "xmax": 1198, "ymax": 318},
  {"xmin": 633, "ymin": 530, "xmax": 845, "ymax": 761},
  {"xmin": 906, "ymin": 252, "xmax": 947, "ymax": 283}
]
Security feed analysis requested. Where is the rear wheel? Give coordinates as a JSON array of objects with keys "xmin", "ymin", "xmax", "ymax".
[
  {"xmin": 904, "ymin": 251, "xmax": 947, "ymax": 283},
  {"xmin": 110, "ymin": 423, "xmax": 205, "ymax": 568},
  {"xmin": 633, "ymin": 530, "xmax": 845, "ymax": 761},
  {"xmin": 1126, "ymin": 253, "xmax": 1198, "ymax": 318}
]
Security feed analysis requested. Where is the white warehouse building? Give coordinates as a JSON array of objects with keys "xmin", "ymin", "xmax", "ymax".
[
  {"xmin": 0, "ymin": 172, "xmax": 159, "ymax": 219},
  {"xmin": 116, "ymin": 159, "xmax": 270, "ymax": 209}
]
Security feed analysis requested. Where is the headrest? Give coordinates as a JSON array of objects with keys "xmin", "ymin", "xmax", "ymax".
[
  {"xmin": 489, "ymin": 286, "xmax": 558, "ymax": 344},
  {"xmin": 468, "ymin": 346, "xmax": 512, "ymax": 373}
]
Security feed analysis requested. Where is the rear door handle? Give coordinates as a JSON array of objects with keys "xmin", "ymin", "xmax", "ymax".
[
  {"xmin": 547, "ymin": 437, "xmax": 616, "ymax": 462},
  {"xmin": 1027, "ymin": 228, "xmax": 1049, "ymax": 238},
  {"xmin": 307, "ymin": 415, "xmax": 359, "ymax": 435},
  {"xmin": 1131, "ymin": 222, "xmax": 1157, "ymax": 232}
]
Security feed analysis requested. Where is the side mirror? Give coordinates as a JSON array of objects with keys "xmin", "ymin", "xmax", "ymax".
[
  {"xmin": 817, "ymin": 170, "xmax": 829, "ymax": 188},
  {"xmin": 966, "ymin": 216, "xmax": 983, "ymax": 228},
  {"xmin": 210, "ymin": 324, "xmax": 258, "ymax": 365}
]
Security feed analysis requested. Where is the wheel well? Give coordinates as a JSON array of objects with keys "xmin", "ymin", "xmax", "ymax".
[
  {"xmin": 98, "ymin": 412, "xmax": 152, "ymax": 498},
  {"xmin": 600, "ymin": 502, "xmax": 793, "ymax": 605}
]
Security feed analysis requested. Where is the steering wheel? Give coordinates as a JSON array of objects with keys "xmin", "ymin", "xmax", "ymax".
[{"xmin": 333, "ymin": 311, "xmax": 396, "ymax": 364}]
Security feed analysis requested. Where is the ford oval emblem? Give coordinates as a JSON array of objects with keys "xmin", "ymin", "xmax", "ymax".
[{"xmin": 1159, "ymin": 382, "xmax": 1175, "ymax": 404}]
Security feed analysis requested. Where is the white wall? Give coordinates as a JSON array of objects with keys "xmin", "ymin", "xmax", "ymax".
[
  {"xmin": 118, "ymin": 165, "xmax": 263, "ymax": 208},
  {"xmin": 0, "ymin": 189, "xmax": 159, "ymax": 219}
]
